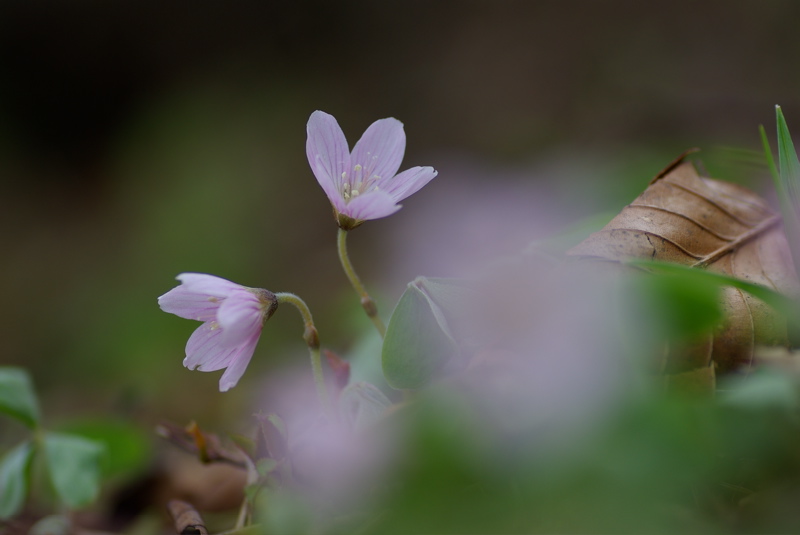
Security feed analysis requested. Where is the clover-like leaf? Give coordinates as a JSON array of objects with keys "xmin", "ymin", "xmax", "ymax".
[
  {"xmin": 0, "ymin": 367, "xmax": 40, "ymax": 428},
  {"xmin": 0, "ymin": 441, "xmax": 34, "ymax": 519},
  {"xmin": 44, "ymin": 432, "xmax": 105, "ymax": 509}
]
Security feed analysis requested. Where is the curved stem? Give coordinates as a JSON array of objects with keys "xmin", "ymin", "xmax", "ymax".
[
  {"xmin": 337, "ymin": 228, "xmax": 387, "ymax": 337},
  {"xmin": 275, "ymin": 292, "xmax": 331, "ymax": 413}
]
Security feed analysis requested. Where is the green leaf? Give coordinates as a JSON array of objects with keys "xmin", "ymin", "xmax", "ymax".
[
  {"xmin": 635, "ymin": 271, "xmax": 723, "ymax": 339},
  {"xmin": 0, "ymin": 367, "xmax": 40, "ymax": 428},
  {"xmin": 0, "ymin": 441, "xmax": 34, "ymax": 519},
  {"xmin": 44, "ymin": 432, "xmax": 105, "ymax": 509},
  {"xmin": 382, "ymin": 280, "xmax": 459, "ymax": 390},
  {"xmin": 626, "ymin": 259, "xmax": 800, "ymax": 328},
  {"xmin": 257, "ymin": 489, "xmax": 314, "ymax": 535}
]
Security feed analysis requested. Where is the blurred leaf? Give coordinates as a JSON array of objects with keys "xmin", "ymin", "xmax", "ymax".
[
  {"xmin": 629, "ymin": 259, "xmax": 800, "ymax": 329},
  {"xmin": 257, "ymin": 489, "xmax": 314, "ymax": 535},
  {"xmin": 29, "ymin": 515, "xmax": 71, "ymax": 535},
  {"xmin": 0, "ymin": 440, "xmax": 33, "ymax": 519},
  {"xmin": 60, "ymin": 419, "xmax": 151, "ymax": 478},
  {"xmin": 0, "ymin": 367, "xmax": 40, "ymax": 428},
  {"xmin": 339, "ymin": 381, "xmax": 392, "ymax": 431},
  {"xmin": 636, "ymin": 272, "xmax": 722, "ymax": 338},
  {"xmin": 44, "ymin": 432, "xmax": 104, "ymax": 509},
  {"xmin": 720, "ymin": 369, "xmax": 799, "ymax": 410},
  {"xmin": 663, "ymin": 363, "xmax": 717, "ymax": 394},
  {"xmin": 382, "ymin": 281, "xmax": 458, "ymax": 389}
]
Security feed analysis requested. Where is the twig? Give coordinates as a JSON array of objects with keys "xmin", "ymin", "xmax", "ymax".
[{"xmin": 167, "ymin": 500, "xmax": 209, "ymax": 535}]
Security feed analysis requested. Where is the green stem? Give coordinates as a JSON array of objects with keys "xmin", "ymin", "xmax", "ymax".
[
  {"xmin": 275, "ymin": 292, "xmax": 331, "ymax": 413},
  {"xmin": 337, "ymin": 228, "xmax": 387, "ymax": 337}
]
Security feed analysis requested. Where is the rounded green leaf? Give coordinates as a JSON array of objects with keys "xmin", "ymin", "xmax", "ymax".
[
  {"xmin": 44, "ymin": 432, "xmax": 105, "ymax": 509},
  {"xmin": 0, "ymin": 367, "xmax": 40, "ymax": 428},
  {"xmin": 0, "ymin": 441, "xmax": 34, "ymax": 519},
  {"xmin": 382, "ymin": 283, "xmax": 458, "ymax": 389}
]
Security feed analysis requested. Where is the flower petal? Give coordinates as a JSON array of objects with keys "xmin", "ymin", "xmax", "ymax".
[
  {"xmin": 216, "ymin": 289, "xmax": 264, "ymax": 348},
  {"xmin": 184, "ymin": 322, "xmax": 237, "ymax": 372},
  {"xmin": 351, "ymin": 118, "xmax": 406, "ymax": 182},
  {"xmin": 217, "ymin": 333, "xmax": 260, "ymax": 392},
  {"xmin": 176, "ymin": 273, "xmax": 244, "ymax": 297},
  {"xmin": 306, "ymin": 111, "xmax": 350, "ymax": 212},
  {"xmin": 343, "ymin": 189, "xmax": 402, "ymax": 221},
  {"xmin": 380, "ymin": 166, "xmax": 438, "ymax": 203},
  {"xmin": 158, "ymin": 285, "xmax": 220, "ymax": 321}
]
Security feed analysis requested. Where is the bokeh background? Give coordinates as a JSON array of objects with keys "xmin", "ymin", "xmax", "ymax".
[{"xmin": 3, "ymin": 0, "xmax": 800, "ymax": 448}]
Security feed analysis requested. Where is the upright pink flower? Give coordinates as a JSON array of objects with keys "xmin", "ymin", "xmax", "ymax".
[
  {"xmin": 306, "ymin": 110, "xmax": 438, "ymax": 230},
  {"xmin": 158, "ymin": 273, "xmax": 278, "ymax": 392}
]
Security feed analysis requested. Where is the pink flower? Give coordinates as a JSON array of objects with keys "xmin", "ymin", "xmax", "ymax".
[
  {"xmin": 158, "ymin": 273, "xmax": 278, "ymax": 392},
  {"xmin": 306, "ymin": 110, "xmax": 438, "ymax": 230}
]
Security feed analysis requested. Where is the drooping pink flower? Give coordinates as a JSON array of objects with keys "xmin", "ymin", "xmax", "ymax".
[
  {"xmin": 306, "ymin": 110, "xmax": 438, "ymax": 230},
  {"xmin": 158, "ymin": 273, "xmax": 278, "ymax": 392}
]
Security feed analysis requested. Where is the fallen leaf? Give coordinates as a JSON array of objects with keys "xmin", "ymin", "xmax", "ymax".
[{"xmin": 568, "ymin": 157, "xmax": 800, "ymax": 381}]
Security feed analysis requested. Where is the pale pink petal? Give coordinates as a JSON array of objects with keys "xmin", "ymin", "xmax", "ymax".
[
  {"xmin": 217, "ymin": 333, "xmax": 260, "ymax": 392},
  {"xmin": 183, "ymin": 322, "xmax": 238, "ymax": 372},
  {"xmin": 158, "ymin": 285, "xmax": 220, "ymax": 321},
  {"xmin": 216, "ymin": 289, "xmax": 264, "ymax": 347},
  {"xmin": 380, "ymin": 166, "xmax": 438, "ymax": 203},
  {"xmin": 175, "ymin": 273, "xmax": 243, "ymax": 297},
  {"xmin": 351, "ymin": 118, "xmax": 406, "ymax": 182},
  {"xmin": 306, "ymin": 111, "xmax": 350, "ymax": 213},
  {"xmin": 343, "ymin": 190, "xmax": 402, "ymax": 221}
]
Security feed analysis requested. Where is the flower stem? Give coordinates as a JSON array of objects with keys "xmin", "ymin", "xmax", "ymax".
[
  {"xmin": 337, "ymin": 228, "xmax": 387, "ymax": 338},
  {"xmin": 275, "ymin": 292, "xmax": 331, "ymax": 414}
]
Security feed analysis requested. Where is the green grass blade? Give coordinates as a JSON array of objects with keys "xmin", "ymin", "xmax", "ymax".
[
  {"xmin": 774, "ymin": 106, "xmax": 800, "ymax": 280},
  {"xmin": 760, "ymin": 124, "xmax": 780, "ymax": 186},
  {"xmin": 777, "ymin": 106, "xmax": 800, "ymax": 205}
]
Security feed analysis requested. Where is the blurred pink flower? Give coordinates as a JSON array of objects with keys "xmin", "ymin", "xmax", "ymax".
[
  {"xmin": 306, "ymin": 110, "xmax": 438, "ymax": 230},
  {"xmin": 158, "ymin": 273, "xmax": 278, "ymax": 392}
]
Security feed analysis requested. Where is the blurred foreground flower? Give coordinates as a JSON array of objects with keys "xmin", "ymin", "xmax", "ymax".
[
  {"xmin": 158, "ymin": 273, "xmax": 278, "ymax": 392},
  {"xmin": 306, "ymin": 110, "xmax": 438, "ymax": 230}
]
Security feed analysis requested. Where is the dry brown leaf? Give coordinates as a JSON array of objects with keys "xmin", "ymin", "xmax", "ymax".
[{"xmin": 568, "ymin": 157, "xmax": 800, "ymax": 381}]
